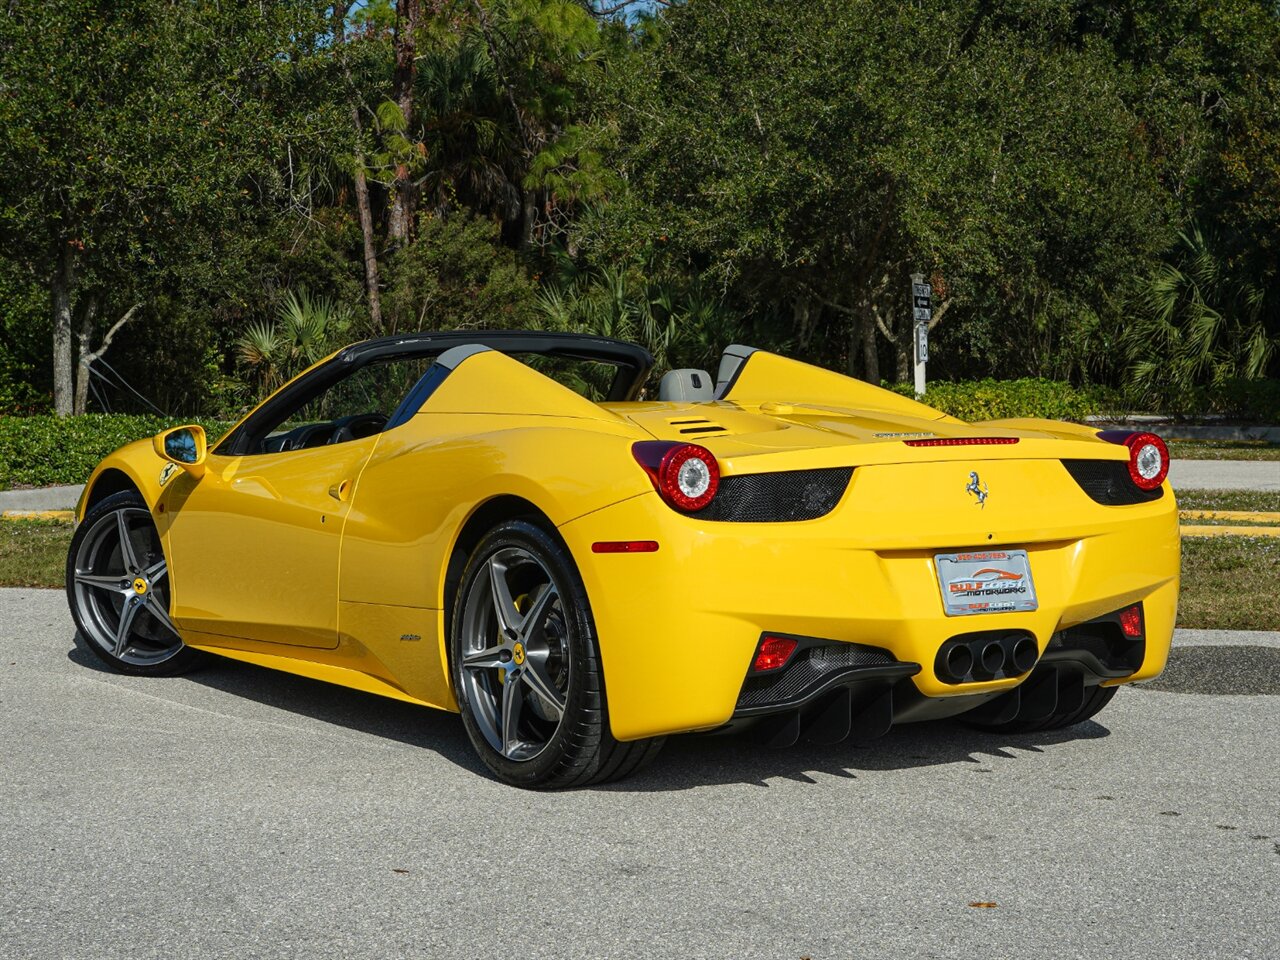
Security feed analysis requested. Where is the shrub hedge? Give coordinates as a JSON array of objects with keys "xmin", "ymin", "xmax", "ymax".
[
  {"xmin": 1, "ymin": 377, "xmax": 1275, "ymax": 488},
  {"xmin": 0, "ymin": 416, "xmax": 229, "ymax": 489},
  {"xmin": 888, "ymin": 378, "xmax": 1119, "ymax": 423}
]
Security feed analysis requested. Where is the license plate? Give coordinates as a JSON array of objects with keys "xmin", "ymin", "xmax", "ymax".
[{"xmin": 935, "ymin": 549, "xmax": 1038, "ymax": 617}]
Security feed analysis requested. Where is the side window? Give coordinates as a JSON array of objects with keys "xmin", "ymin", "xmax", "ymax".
[{"xmin": 256, "ymin": 356, "xmax": 435, "ymax": 454}]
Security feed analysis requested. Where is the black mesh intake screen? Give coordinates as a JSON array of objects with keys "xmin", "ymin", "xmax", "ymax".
[
  {"xmin": 687, "ymin": 467, "xmax": 853, "ymax": 522},
  {"xmin": 1061, "ymin": 460, "xmax": 1163, "ymax": 505}
]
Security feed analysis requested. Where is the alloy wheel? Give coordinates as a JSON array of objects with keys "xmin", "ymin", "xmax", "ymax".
[
  {"xmin": 70, "ymin": 506, "xmax": 183, "ymax": 667},
  {"xmin": 458, "ymin": 546, "xmax": 571, "ymax": 762}
]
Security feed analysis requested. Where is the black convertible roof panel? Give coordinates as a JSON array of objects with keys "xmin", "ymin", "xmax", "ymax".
[{"xmin": 339, "ymin": 329, "xmax": 653, "ymax": 399}]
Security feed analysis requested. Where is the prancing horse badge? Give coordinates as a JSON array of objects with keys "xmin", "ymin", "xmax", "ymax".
[{"xmin": 966, "ymin": 471, "xmax": 989, "ymax": 509}]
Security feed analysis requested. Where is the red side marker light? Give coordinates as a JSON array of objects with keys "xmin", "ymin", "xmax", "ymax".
[
  {"xmin": 753, "ymin": 635, "xmax": 798, "ymax": 672},
  {"xmin": 591, "ymin": 540, "xmax": 660, "ymax": 554},
  {"xmin": 1119, "ymin": 605, "xmax": 1143, "ymax": 638}
]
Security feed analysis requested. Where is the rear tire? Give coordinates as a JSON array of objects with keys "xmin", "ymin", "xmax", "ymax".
[
  {"xmin": 450, "ymin": 519, "xmax": 663, "ymax": 789},
  {"xmin": 965, "ymin": 684, "xmax": 1118, "ymax": 734}
]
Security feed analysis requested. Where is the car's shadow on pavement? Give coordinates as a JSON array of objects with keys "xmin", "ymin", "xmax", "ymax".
[
  {"xmin": 66, "ymin": 635, "xmax": 484, "ymax": 773},
  {"xmin": 618, "ymin": 720, "xmax": 1109, "ymax": 792},
  {"xmin": 68, "ymin": 632, "xmax": 1109, "ymax": 791}
]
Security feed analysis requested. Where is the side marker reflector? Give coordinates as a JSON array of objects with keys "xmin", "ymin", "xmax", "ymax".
[
  {"xmin": 1119, "ymin": 605, "xmax": 1143, "ymax": 638},
  {"xmin": 591, "ymin": 540, "xmax": 660, "ymax": 554}
]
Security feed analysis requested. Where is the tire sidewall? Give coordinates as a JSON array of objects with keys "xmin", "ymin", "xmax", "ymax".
[{"xmin": 450, "ymin": 519, "xmax": 604, "ymax": 788}]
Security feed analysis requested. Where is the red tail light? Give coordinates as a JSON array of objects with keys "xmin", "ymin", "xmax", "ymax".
[
  {"xmin": 752, "ymin": 635, "xmax": 798, "ymax": 672},
  {"xmin": 632, "ymin": 441, "xmax": 720, "ymax": 512},
  {"xmin": 1098, "ymin": 431, "xmax": 1169, "ymax": 491}
]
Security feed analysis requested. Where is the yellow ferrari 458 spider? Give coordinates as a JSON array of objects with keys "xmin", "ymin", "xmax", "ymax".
[{"xmin": 67, "ymin": 331, "xmax": 1179, "ymax": 787}]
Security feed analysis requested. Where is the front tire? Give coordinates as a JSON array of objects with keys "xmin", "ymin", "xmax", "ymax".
[
  {"xmin": 450, "ymin": 519, "xmax": 662, "ymax": 789},
  {"xmin": 66, "ymin": 490, "xmax": 201, "ymax": 676}
]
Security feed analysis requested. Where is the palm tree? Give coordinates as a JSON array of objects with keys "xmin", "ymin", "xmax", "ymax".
[
  {"xmin": 238, "ymin": 290, "xmax": 353, "ymax": 397},
  {"xmin": 1125, "ymin": 226, "xmax": 1275, "ymax": 404}
]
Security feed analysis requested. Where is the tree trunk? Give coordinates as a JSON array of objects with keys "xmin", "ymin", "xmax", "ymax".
[
  {"xmin": 862, "ymin": 307, "xmax": 880, "ymax": 385},
  {"xmin": 519, "ymin": 188, "xmax": 538, "ymax": 253},
  {"xmin": 353, "ymin": 156, "xmax": 384, "ymax": 333},
  {"xmin": 334, "ymin": 2, "xmax": 384, "ymax": 333},
  {"xmin": 74, "ymin": 295, "xmax": 99, "ymax": 415},
  {"xmin": 51, "ymin": 242, "xmax": 78, "ymax": 417},
  {"xmin": 387, "ymin": 0, "xmax": 420, "ymax": 245},
  {"xmin": 793, "ymin": 296, "xmax": 813, "ymax": 351}
]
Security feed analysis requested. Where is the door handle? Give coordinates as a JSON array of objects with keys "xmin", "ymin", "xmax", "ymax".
[{"xmin": 328, "ymin": 479, "xmax": 352, "ymax": 502}]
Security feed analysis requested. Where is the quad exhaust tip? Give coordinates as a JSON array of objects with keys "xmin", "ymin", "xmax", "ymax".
[{"xmin": 935, "ymin": 631, "xmax": 1040, "ymax": 684}]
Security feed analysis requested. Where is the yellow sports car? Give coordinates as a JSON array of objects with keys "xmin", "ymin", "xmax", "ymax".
[{"xmin": 66, "ymin": 332, "xmax": 1179, "ymax": 788}]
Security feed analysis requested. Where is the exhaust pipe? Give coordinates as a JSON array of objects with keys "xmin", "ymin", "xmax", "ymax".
[
  {"xmin": 978, "ymin": 640, "xmax": 1006, "ymax": 677},
  {"xmin": 936, "ymin": 631, "xmax": 1038, "ymax": 683},
  {"xmin": 937, "ymin": 643, "xmax": 974, "ymax": 683},
  {"xmin": 1010, "ymin": 635, "xmax": 1039, "ymax": 674}
]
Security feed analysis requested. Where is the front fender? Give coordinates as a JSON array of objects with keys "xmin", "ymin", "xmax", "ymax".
[{"xmin": 77, "ymin": 439, "xmax": 175, "ymax": 523}]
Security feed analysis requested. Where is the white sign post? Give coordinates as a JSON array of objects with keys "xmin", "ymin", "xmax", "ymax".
[{"xmin": 911, "ymin": 273, "xmax": 931, "ymax": 396}]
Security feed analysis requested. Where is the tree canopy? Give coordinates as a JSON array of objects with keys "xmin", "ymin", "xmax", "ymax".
[{"xmin": 0, "ymin": 0, "xmax": 1275, "ymax": 417}]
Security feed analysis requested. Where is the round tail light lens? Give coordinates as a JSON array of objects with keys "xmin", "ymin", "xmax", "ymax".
[
  {"xmin": 1123, "ymin": 432, "xmax": 1169, "ymax": 490},
  {"xmin": 632, "ymin": 441, "xmax": 721, "ymax": 512},
  {"xmin": 1097, "ymin": 430, "xmax": 1170, "ymax": 491}
]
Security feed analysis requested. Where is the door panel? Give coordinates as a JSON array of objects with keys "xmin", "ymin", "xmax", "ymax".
[{"xmin": 167, "ymin": 436, "xmax": 380, "ymax": 648}]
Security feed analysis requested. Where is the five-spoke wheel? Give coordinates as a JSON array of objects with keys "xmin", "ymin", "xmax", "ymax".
[
  {"xmin": 66, "ymin": 491, "xmax": 200, "ymax": 675},
  {"xmin": 451, "ymin": 519, "xmax": 663, "ymax": 788}
]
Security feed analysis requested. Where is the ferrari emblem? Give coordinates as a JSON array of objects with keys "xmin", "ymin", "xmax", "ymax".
[
  {"xmin": 512, "ymin": 642, "xmax": 526, "ymax": 666},
  {"xmin": 132, "ymin": 578, "xmax": 148, "ymax": 595},
  {"xmin": 966, "ymin": 471, "xmax": 989, "ymax": 509}
]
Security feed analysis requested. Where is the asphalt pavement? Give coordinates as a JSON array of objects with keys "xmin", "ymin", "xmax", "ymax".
[
  {"xmin": 1, "ymin": 588, "xmax": 1277, "ymax": 959},
  {"xmin": 1167, "ymin": 460, "xmax": 1280, "ymax": 492}
]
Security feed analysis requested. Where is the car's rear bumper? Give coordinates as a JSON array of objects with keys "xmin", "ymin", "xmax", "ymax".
[{"xmin": 558, "ymin": 468, "xmax": 1179, "ymax": 741}]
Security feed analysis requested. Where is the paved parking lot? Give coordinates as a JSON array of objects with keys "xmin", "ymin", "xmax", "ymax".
[{"xmin": 1, "ymin": 587, "xmax": 1277, "ymax": 959}]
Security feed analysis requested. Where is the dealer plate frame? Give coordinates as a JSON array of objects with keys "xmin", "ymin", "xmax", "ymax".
[{"xmin": 935, "ymin": 549, "xmax": 1038, "ymax": 617}]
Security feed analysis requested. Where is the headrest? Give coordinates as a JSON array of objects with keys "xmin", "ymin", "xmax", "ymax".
[{"xmin": 658, "ymin": 368, "xmax": 715, "ymax": 402}]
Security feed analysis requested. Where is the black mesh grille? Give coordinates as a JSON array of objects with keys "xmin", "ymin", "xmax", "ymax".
[
  {"xmin": 1048, "ymin": 621, "xmax": 1145, "ymax": 675},
  {"xmin": 688, "ymin": 467, "xmax": 853, "ymax": 522},
  {"xmin": 1061, "ymin": 459, "xmax": 1163, "ymax": 505},
  {"xmin": 736, "ymin": 643, "xmax": 895, "ymax": 709}
]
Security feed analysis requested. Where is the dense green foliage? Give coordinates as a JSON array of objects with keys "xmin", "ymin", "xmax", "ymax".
[
  {"xmin": 0, "ymin": 0, "xmax": 1276, "ymax": 422},
  {"xmin": 0, "ymin": 416, "xmax": 228, "ymax": 488},
  {"xmin": 889, "ymin": 380, "xmax": 1118, "ymax": 423}
]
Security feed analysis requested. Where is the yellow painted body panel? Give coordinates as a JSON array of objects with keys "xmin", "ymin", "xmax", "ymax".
[
  {"xmin": 76, "ymin": 347, "xmax": 1180, "ymax": 743},
  {"xmin": 560, "ymin": 463, "xmax": 1178, "ymax": 740}
]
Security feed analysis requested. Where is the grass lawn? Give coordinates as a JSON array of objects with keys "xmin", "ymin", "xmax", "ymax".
[
  {"xmin": 0, "ymin": 519, "xmax": 71, "ymax": 588},
  {"xmin": 1175, "ymin": 488, "xmax": 1280, "ymax": 518},
  {"xmin": 1177, "ymin": 536, "xmax": 1280, "ymax": 631},
  {"xmin": 1167, "ymin": 439, "xmax": 1280, "ymax": 461},
  {"xmin": 2, "ymin": 497, "xmax": 1276, "ymax": 630}
]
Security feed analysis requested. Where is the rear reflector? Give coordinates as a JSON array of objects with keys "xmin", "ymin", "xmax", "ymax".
[
  {"xmin": 752, "ymin": 635, "xmax": 798, "ymax": 672},
  {"xmin": 591, "ymin": 540, "xmax": 659, "ymax": 554},
  {"xmin": 1119, "ymin": 605, "xmax": 1143, "ymax": 638},
  {"xmin": 904, "ymin": 437, "xmax": 1020, "ymax": 447}
]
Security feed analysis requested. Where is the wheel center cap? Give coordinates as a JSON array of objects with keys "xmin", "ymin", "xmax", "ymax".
[
  {"xmin": 512, "ymin": 642, "xmax": 526, "ymax": 666},
  {"xmin": 132, "ymin": 578, "xmax": 148, "ymax": 596}
]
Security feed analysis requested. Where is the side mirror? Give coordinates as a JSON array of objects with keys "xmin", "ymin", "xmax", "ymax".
[{"xmin": 153, "ymin": 425, "xmax": 207, "ymax": 478}]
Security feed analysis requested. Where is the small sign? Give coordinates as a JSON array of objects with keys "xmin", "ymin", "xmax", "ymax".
[
  {"xmin": 912, "ymin": 282, "xmax": 932, "ymax": 299},
  {"xmin": 913, "ymin": 295, "xmax": 932, "ymax": 309},
  {"xmin": 916, "ymin": 323, "xmax": 929, "ymax": 363},
  {"xmin": 913, "ymin": 306, "xmax": 932, "ymax": 321}
]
